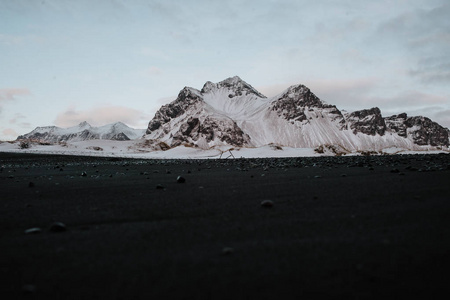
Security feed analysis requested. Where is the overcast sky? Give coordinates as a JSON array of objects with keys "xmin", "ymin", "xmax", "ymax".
[{"xmin": 1, "ymin": 0, "xmax": 449, "ymax": 140}]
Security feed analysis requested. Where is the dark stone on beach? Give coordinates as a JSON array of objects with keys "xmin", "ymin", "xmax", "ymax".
[
  {"xmin": 261, "ymin": 200, "xmax": 274, "ymax": 207},
  {"xmin": 49, "ymin": 222, "xmax": 67, "ymax": 232},
  {"xmin": 156, "ymin": 184, "xmax": 164, "ymax": 189},
  {"xmin": 177, "ymin": 176, "xmax": 186, "ymax": 183},
  {"xmin": 222, "ymin": 247, "xmax": 234, "ymax": 255},
  {"xmin": 24, "ymin": 227, "xmax": 42, "ymax": 234},
  {"xmin": 22, "ymin": 284, "xmax": 36, "ymax": 294},
  {"xmin": 81, "ymin": 171, "xmax": 87, "ymax": 177},
  {"xmin": 28, "ymin": 181, "xmax": 35, "ymax": 187}
]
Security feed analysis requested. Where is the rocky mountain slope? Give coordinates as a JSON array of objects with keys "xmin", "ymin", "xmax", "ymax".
[
  {"xmin": 145, "ymin": 76, "xmax": 449, "ymax": 151},
  {"xmin": 17, "ymin": 121, "xmax": 145, "ymax": 143}
]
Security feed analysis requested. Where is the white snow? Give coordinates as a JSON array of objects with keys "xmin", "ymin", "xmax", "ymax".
[
  {"xmin": 1, "ymin": 139, "xmax": 447, "ymax": 159},
  {"xmin": 20, "ymin": 122, "xmax": 145, "ymax": 142}
]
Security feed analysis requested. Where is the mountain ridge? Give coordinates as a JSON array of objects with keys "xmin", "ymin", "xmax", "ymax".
[
  {"xmin": 17, "ymin": 122, "xmax": 145, "ymax": 143},
  {"xmin": 144, "ymin": 76, "xmax": 449, "ymax": 151}
]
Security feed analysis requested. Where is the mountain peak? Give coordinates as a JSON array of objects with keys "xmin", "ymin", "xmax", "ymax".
[
  {"xmin": 78, "ymin": 121, "xmax": 91, "ymax": 128},
  {"xmin": 201, "ymin": 76, "xmax": 266, "ymax": 98}
]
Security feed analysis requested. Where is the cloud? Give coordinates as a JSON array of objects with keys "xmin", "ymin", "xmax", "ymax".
[
  {"xmin": 376, "ymin": 3, "xmax": 450, "ymax": 84},
  {"xmin": 433, "ymin": 109, "xmax": 450, "ymax": 128},
  {"xmin": 0, "ymin": 89, "xmax": 31, "ymax": 116},
  {"xmin": 409, "ymin": 57, "xmax": 450, "ymax": 84},
  {"xmin": 54, "ymin": 105, "xmax": 150, "ymax": 128},
  {"xmin": 0, "ymin": 88, "xmax": 30, "ymax": 102},
  {"xmin": 1, "ymin": 128, "xmax": 19, "ymax": 139},
  {"xmin": 9, "ymin": 113, "xmax": 26, "ymax": 124},
  {"xmin": 147, "ymin": 66, "xmax": 163, "ymax": 76}
]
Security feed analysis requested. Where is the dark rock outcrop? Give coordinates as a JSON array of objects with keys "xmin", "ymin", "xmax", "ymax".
[
  {"xmin": 271, "ymin": 84, "xmax": 346, "ymax": 129},
  {"xmin": 385, "ymin": 113, "xmax": 449, "ymax": 146},
  {"xmin": 171, "ymin": 116, "xmax": 251, "ymax": 147},
  {"xmin": 404, "ymin": 116, "xmax": 449, "ymax": 146},
  {"xmin": 147, "ymin": 87, "xmax": 203, "ymax": 133},
  {"xmin": 385, "ymin": 113, "xmax": 408, "ymax": 137},
  {"xmin": 347, "ymin": 107, "xmax": 386, "ymax": 136}
]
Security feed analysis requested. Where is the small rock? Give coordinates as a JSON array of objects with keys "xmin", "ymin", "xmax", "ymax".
[
  {"xmin": 81, "ymin": 171, "xmax": 87, "ymax": 177},
  {"xmin": 222, "ymin": 247, "xmax": 234, "ymax": 255},
  {"xmin": 390, "ymin": 169, "xmax": 399, "ymax": 173},
  {"xmin": 22, "ymin": 284, "xmax": 36, "ymax": 293},
  {"xmin": 340, "ymin": 174, "xmax": 347, "ymax": 177},
  {"xmin": 24, "ymin": 227, "xmax": 42, "ymax": 234},
  {"xmin": 314, "ymin": 175, "xmax": 321, "ymax": 178},
  {"xmin": 28, "ymin": 182, "xmax": 35, "ymax": 187},
  {"xmin": 176, "ymin": 176, "xmax": 186, "ymax": 183},
  {"xmin": 49, "ymin": 222, "xmax": 67, "ymax": 232},
  {"xmin": 156, "ymin": 184, "xmax": 164, "ymax": 189},
  {"xmin": 261, "ymin": 200, "xmax": 274, "ymax": 208}
]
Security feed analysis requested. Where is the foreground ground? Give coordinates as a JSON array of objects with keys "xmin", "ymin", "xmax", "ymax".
[{"xmin": 1, "ymin": 152, "xmax": 449, "ymax": 299}]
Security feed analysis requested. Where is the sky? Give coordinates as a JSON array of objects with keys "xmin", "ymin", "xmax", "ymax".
[{"xmin": 1, "ymin": 0, "xmax": 449, "ymax": 140}]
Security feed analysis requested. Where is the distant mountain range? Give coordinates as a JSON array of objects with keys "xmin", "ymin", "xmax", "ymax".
[
  {"xmin": 17, "ymin": 121, "xmax": 145, "ymax": 143},
  {"xmin": 17, "ymin": 76, "xmax": 449, "ymax": 152}
]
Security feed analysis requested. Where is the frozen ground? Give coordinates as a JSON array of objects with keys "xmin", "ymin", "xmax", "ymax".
[{"xmin": 0, "ymin": 139, "xmax": 448, "ymax": 159}]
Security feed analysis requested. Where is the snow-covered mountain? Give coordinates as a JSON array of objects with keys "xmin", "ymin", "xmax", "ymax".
[
  {"xmin": 18, "ymin": 121, "xmax": 145, "ymax": 143},
  {"xmin": 145, "ymin": 76, "xmax": 449, "ymax": 151}
]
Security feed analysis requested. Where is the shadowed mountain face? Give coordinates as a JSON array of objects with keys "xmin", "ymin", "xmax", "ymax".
[
  {"xmin": 145, "ymin": 76, "xmax": 449, "ymax": 150},
  {"xmin": 17, "ymin": 122, "xmax": 145, "ymax": 143}
]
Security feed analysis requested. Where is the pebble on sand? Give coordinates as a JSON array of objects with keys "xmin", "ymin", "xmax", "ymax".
[
  {"xmin": 22, "ymin": 284, "xmax": 36, "ymax": 293},
  {"xmin": 49, "ymin": 222, "xmax": 67, "ymax": 232},
  {"xmin": 177, "ymin": 176, "xmax": 186, "ymax": 183},
  {"xmin": 24, "ymin": 227, "xmax": 42, "ymax": 234},
  {"xmin": 222, "ymin": 247, "xmax": 234, "ymax": 255},
  {"xmin": 261, "ymin": 200, "xmax": 274, "ymax": 207}
]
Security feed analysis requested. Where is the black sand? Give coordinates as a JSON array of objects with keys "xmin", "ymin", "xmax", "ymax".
[{"xmin": 1, "ymin": 152, "xmax": 449, "ymax": 299}]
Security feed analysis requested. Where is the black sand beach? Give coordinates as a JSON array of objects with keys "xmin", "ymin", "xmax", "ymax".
[{"xmin": 1, "ymin": 152, "xmax": 450, "ymax": 299}]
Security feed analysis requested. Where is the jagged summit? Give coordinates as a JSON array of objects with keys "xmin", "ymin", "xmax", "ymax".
[
  {"xmin": 145, "ymin": 76, "xmax": 449, "ymax": 150},
  {"xmin": 78, "ymin": 121, "xmax": 91, "ymax": 128},
  {"xmin": 201, "ymin": 76, "xmax": 266, "ymax": 98}
]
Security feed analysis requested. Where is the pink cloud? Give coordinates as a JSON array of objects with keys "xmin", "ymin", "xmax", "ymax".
[
  {"xmin": 2, "ymin": 128, "xmax": 19, "ymax": 138},
  {"xmin": 54, "ymin": 105, "xmax": 150, "ymax": 128},
  {"xmin": 0, "ymin": 88, "xmax": 31, "ymax": 102}
]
